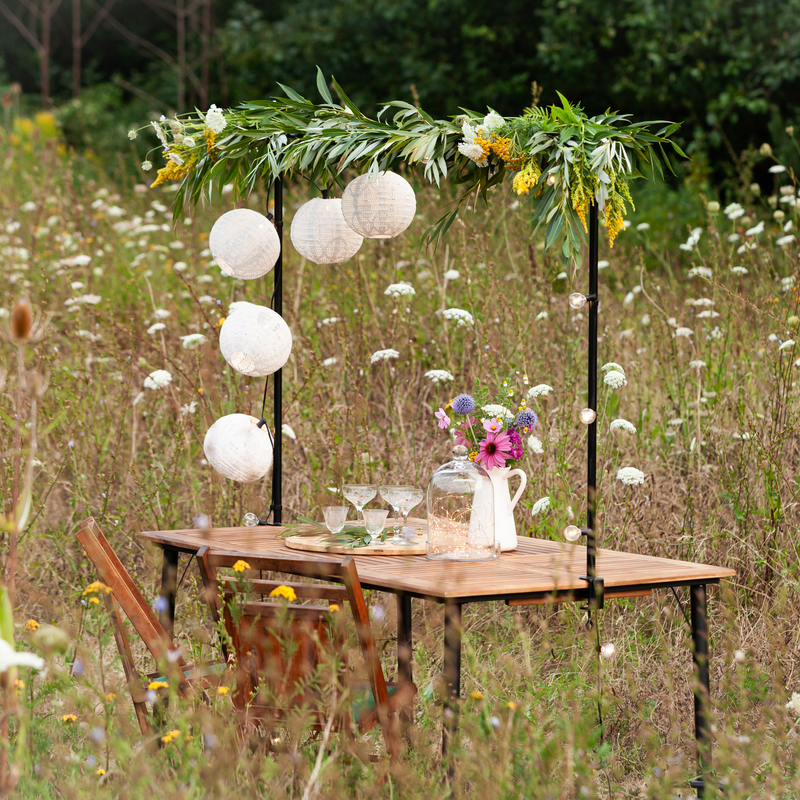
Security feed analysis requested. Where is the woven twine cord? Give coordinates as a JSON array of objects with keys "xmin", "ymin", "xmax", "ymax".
[
  {"xmin": 203, "ymin": 414, "xmax": 274, "ymax": 482},
  {"xmin": 341, "ymin": 171, "xmax": 416, "ymax": 239},
  {"xmin": 209, "ymin": 208, "xmax": 281, "ymax": 280},
  {"xmin": 290, "ymin": 197, "xmax": 363, "ymax": 264}
]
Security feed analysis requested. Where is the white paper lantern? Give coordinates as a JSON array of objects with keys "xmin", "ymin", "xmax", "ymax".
[
  {"xmin": 220, "ymin": 303, "xmax": 292, "ymax": 377},
  {"xmin": 209, "ymin": 208, "xmax": 280, "ymax": 280},
  {"xmin": 204, "ymin": 414, "xmax": 274, "ymax": 483},
  {"xmin": 341, "ymin": 171, "xmax": 416, "ymax": 239},
  {"xmin": 290, "ymin": 197, "xmax": 363, "ymax": 264}
]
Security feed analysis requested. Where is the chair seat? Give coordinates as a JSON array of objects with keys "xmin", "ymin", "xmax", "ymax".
[
  {"xmin": 149, "ymin": 661, "xmax": 227, "ymax": 685},
  {"xmin": 351, "ymin": 681, "xmax": 403, "ymax": 722}
]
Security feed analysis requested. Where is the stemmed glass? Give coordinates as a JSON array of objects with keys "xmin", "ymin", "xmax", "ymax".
[
  {"xmin": 342, "ymin": 484, "xmax": 377, "ymax": 524},
  {"xmin": 322, "ymin": 506, "xmax": 349, "ymax": 535},
  {"xmin": 379, "ymin": 485, "xmax": 422, "ymax": 545}
]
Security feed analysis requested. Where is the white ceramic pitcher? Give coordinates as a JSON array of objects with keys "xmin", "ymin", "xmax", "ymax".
[{"xmin": 471, "ymin": 466, "xmax": 528, "ymax": 552}]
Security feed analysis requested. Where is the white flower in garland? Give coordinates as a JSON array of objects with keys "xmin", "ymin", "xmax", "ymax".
[
  {"xmin": 610, "ymin": 419, "xmax": 637, "ymax": 435},
  {"xmin": 168, "ymin": 153, "xmax": 184, "ymax": 166},
  {"xmin": 205, "ymin": 104, "xmax": 227, "ymax": 134},
  {"xmin": 531, "ymin": 496, "xmax": 551, "ymax": 516},
  {"xmin": 150, "ymin": 120, "xmax": 168, "ymax": 147},
  {"xmin": 527, "ymin": 435, "xmax": 544, "ymax": 454},
  {"xmin": 370, "ymin": 348, "xmax": 400, "ymax": 364},
  {"xmin": 482, "ymin": 111, "xmax": 505, "ymax": 131},
  {"xmin": 527, "ymin": 384, "xmax": 554, "ymax": 399},
  {"xmin": 617, "ymin": 467, "xmax": 645, "ymax": 486},
  {"xmin": 385, "ymin": 283, "xmax": 416, "ymax": 298},
  {"xmin": 604, "ymin": 370, "xmax": 627, "ymax": 389},
  {"xmin": 442, "ymin": 308, "xmax": 474, "ymax": 326},
  {"xmin": 425, "ymin": 369, "xmax": 454, "ymax": 384},
  {"xmin": 457, "ymin": 142, "xmax": 487, "ymax": 166},
  {"xmin": 144, "ymin": 369, "xmax": 172, "ymax": 390}
]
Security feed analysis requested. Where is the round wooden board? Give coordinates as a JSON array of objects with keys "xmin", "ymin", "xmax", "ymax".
[{"xmin": 283, "ymin": 519, "xmax": 427, "ymax": 556}]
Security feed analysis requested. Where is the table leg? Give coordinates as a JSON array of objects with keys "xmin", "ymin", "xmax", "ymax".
[
  {"xmin": 160, "ymin": 547, "xmax": 179, "ymax": 638},
  {"xmin": 398, "ymin": 593, "xmax": 413, "ymax": 684},
  {"xmin": 690, "ymin": 584, "xmax": 710, "ymax": 798},
  {"xmin": 442, "ymin": 601, "xmax": 462, "ymax": 777}
]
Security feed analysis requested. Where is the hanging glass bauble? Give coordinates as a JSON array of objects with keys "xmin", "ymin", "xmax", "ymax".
[
  {"xmin": 209, "ymin": 208, "xmax": 280, "ymax": 280},
  {"xmin": 204, "ymin": 414, "xmax": 274, "ymax": 483},
  {"xmin": 289, "ymin": 197, "xmax": 363, "ymax": 264},
  {"xmin": 220, "ymin": 303, "xmax": 292, "ymax": 377},
  {"xmin": 341, "ymin": 170, "xmax": 416, "ymax": 239}
]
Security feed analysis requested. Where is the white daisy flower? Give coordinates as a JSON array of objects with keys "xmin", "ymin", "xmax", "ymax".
[
  {"xmin": 370, "ymin": 348, "xmax": 400, "ymax": 364},
  {"xmin": 617, "ymin": 467, "xmax": 645, "ymax": 486},
  {"xmin": 144, "ymin": 369, "xmax": 172, "ymax": 390},
  {"xmin": 531, "ymin": 496, "xmax": 551, "ymax": 516},
  {"xmin": 610, "ymin": 419, "xmax": 637, "ymax": 434},
  {"xmin": 424, "ymin": 369, "xmax": 455, "ymax": 384},
  {"xmin": 724, "ymin": 202, "xmax": 745, "ymax": 220}
]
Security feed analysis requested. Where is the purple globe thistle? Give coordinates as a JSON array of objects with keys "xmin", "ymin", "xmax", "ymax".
[
  {"xmin": 451, "ymin": 393, "xmax": 476, "ymax": 415},
  {"xmin": 514, "ymin": 409, "xmax": 538, "ymax": 431}
]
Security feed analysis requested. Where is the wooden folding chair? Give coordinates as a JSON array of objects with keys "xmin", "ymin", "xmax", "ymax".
[
  {"xmin": 196, "ymin": 546, "xmax": 417, "ymax": 761},
  {"xmin": 76, "ymin": 517, "xmax": 225, "ymax": 734}
]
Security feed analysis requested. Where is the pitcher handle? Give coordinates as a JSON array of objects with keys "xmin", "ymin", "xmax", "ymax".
[{"xmin": 506, "ymin": 469, "xmax": 528, "ymax": 512}]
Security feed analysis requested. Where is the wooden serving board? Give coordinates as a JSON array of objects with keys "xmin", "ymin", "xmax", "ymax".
[{"xmin": 284, "ymin": 518, "xmax": 427, "ymax": 556}]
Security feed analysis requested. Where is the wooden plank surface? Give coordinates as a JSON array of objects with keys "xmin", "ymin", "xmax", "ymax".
[{"xmin": 139, "ymin": 523, "xmax": 736, "ymax": 601}]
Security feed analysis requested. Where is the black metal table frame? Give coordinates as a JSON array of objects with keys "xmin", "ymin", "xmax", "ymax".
[{"xmin": 157, "ymin": 544, "xmax": 714, "ymax": 793}]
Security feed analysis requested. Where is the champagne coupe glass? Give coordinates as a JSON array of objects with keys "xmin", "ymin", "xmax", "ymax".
[
  {"xmin": 342, "ymin": 484, "xmax": 377, "ymax": 524},
  {"xmin": 379, "ymin": 485, "xmax": 416, "ymax": 545},
  {"xmin": 396, "ymin": 488, "xmax": 424, "ymax": 544},
  {"xmin": 362, "ymin": 508, "xmax": 389, "ymax": 543},
  {"xmin": 322, "ymin": 506, "xmax": 349, "ymax": 535}
]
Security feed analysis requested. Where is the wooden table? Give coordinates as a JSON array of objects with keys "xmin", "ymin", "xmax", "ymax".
[{"xmin": 140, "ymin": 524, "xmax": 734, "ymax": 784}]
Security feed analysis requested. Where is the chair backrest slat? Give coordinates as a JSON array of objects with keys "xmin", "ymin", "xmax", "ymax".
[{"xmin": 220, "ymin": 576, "xmax": 348, "ymax": 603}]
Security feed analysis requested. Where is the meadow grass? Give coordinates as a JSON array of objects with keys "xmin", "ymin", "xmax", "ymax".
[{"xmin": 1, "ymin": 128, "xmax": 800, "ymax": 797}]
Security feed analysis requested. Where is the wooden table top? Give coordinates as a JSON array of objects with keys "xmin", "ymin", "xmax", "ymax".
[{"xmin": 140, "ymin": 523, "xmax": 735, "ymax": 603}]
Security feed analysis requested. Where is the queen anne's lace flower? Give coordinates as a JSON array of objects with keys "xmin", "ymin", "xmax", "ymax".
[
  {"xmin": 688, "ymin": 266, "xmax": 713, "ymax": 279},
  {"xmin": 689, "ymin": 360, "xmax": 707, "ymax": 369},
  {"xmin": 674, "ymin": 327, "xmax": 693, "ymax": 338},
  {"xmin": 617, "ymin": 467, "xmax": 645, "ymax": 486},
  {"xmin": 785, "ymin": 692, "xmax": 800, "ymax": 716},
  {"xmin": 144, "ymin": 369, "xmax": 172, "ymax": 390},
  {"xmin": 482, "ymin": 404, "xmax": 513, "ymax": 420},
  {"xmin": 602, "ymin": 362, "xmax": 625, "ymax": 376},
  {"xmin": 776, "ymin": 234, "xmax": 796, "ymax": 246},
  {"xmin": 779, "ymin": 339, "xmax": 795, "ymax": 351},
  {"xmin": 443, "ymin": 308, "xmax": 474, "ymax": 326},
  {"xmin": 724, "ymin": 202, "xmax": 745, "ymax": 220},
  {"xmin": 180, "ymin": 333, "xmax": 207, "ymax": 349},
  {"xmin": 610, "ymin": 419, "xmax": 637, "ymax": 434},
  {"xmin": 281, "ymin": 424, "xmax": 297, "ymax": 440},
  {"xmin": 384, "ymin": 283, "xmax": 416, "ymax": 298},
  {"xmin": 604, "ymin": 371, "xmax": 627, "ymax": 389},
  {"xmin": 527, "ymin": 435, "xmax": 544, "ymax": 454},
  {"xmin": 205, "ymin": 104, "xmax": 227, "ymax": 134},
  {"xmin": 322, "ymin": 357, "xmax": 338, "ymax": 367},
  {"xmin": 147, "ymin": 322, "xmax": 166, "ymax": 335},
  {"xmin": 527, "ymin": 384, "xmax": 554, "ymax": 398},
  {"xmin": 531, "ymin": 496, "xmax": 551, "ymax": 516},
  {"xmin": 370, "ymin": 348, "xmax": 400, "ymax": 364},
  {"xmin": 424, "ymin": 369, "xmax": 454, "ymax": 384}
]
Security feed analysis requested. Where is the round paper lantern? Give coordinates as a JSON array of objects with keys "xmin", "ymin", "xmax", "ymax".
[
  {"xmin": 209, "ymin": 208, "xmax": 280, "ymax": 280},
  {"xmin": 204, "ymin": 414, "xmax": 274, "ymax": 483},
  {"xmin": 290, "ymin": 198, "xmax": 363, "ymax": 264},
  {"xmin": 341, "ymin": 171, "xmax": 416, "ymax": 239},
  {"xmin": 220, "ymin": 303, "xmax": 292, "ymax": 377}
]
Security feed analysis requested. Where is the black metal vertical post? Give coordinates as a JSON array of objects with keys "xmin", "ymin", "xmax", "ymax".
[
  {"xmin": 690, "ymin": 584, "xmax": 710, "ymax": 797},
  {"xmin": 159, "ymin": 548, "xmax": 179, "ymax": 638},
  {"xmin": 271, "ymin": 177, "xmax": 283, "ymax": 525},
  {"xmin": 442, "ymin": 601, "xmax": 462, "ymax": 779},
  {"xmin": 397, "ymin": 593, "xmax": 413, "ymax": 724},
  {"xmin": 586, "ymin": 204, "xmax": 599, "ymax": 590}
]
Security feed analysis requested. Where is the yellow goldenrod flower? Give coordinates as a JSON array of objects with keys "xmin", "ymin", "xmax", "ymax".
[
  {"xmin": 24, "ymin": 619, "xmax": 39, "ymax": 632},
  {"xmin": 96, "ymin": 769, "xmax": 105, "ymax": 776},
  {"xmin": 269, "ymin": 585, "xmax": 297, "ymax": 602},
  {"xmin": 470, "ymin": 691, "xmax": 484, "ymax": 700},
  {"xmin": 232, "ymin": 560, "xmax": 250, "ymax": 573},
  {"xmin": 507, "ymin": 701, "xmax": 518, "ymax": 710},
  {"xmin": 148, "ymin": 680, "xmax": 169, "ymax": 691},
  {"xmin": 106, "ymin": 693, "xmax": 116, "ymax": 702},
  {"xmin": 328, "ymin": 603, "xmax": 340, "ymax": 612},
  {"xmin": 82, "ymin": 581, "xmax": 112, "ymax": 597},
  {"xmin": 468, "ymin": 452, "xmax": 478, "ymax": 462},
  {"xmin": 61, "ymin": 714, "xmax": 77, "ymax": 723},
  {"xmin": 216, "ymin": 686, "xmax": 229, "ymax": 696},
  {"xmin": 512, "ymin": 159, "xmax": 541, "ymax": 196}
]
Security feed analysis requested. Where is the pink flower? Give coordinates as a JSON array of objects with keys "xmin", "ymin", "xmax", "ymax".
[
  {"xmin": 435, "ymin": 408, "xmax": 451, "ymax": 429},
  {"xmin": 475, "ymin": 431, "xmax": 512, "ymax": 471},
  {"xmin": 454, "ymin": 416, "xmax": 477, "ymax": 448},
  {"xmin": 483, "ymin": 418, "xmax": 503, "ymax": 433}
]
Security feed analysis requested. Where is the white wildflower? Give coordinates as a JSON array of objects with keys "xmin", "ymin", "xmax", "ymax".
[
  {"xmin": 527, "ymin": 384, "xmax": 554, "ymax": 399},
  {"xmin": 710, "ymin": 326, "xmax": 724, "ymax": 339},
  {"xmin": 693, "ymin": 298, "xmax": 714, "ymax": 307},
  {"xmin": 65, "ymin": 294, "xmax": 102, "ymax": 307},
  {"xmin": 636, "ymin": 222, "xmax": 650, "ymax": 231},
  {"xmin": 143, "ymin": 369, "xmax": 172, "ymax": 390},
  {"xmin": 598, "ymin": 260, "xmax": 609, "ymax": 269},
  {"xmin": 624, "ymin": 291, "xmax": 635, "ymax": 306},
  {"xmin": 183, "ymin": 136, "xmax": 196, "ymax": 148},
  {"xmin": 769, "ymin": 165, "xmax": 787, "ymax": 174},
  {"xmin": 688, "ymin": 266, "xmax": 713, "ymax": 279},
  {"xmin": 0, "ymin": 639, "xmax": 44, "ymax": 672},
  {"xmin": 150, "ymin": 120, "xmax": 169, "ymax": 147},
  {"xmin": 180, "ymin": 333, "xmax": 207, "ymax": 349},
  {"xmin": 21, "ymin": 201, "xmax": 36, "ymax": 212},
  {"xmin": 786, "ymin": 692, "xmax": 800, "ymax": 716},
  {"xmin": 443, "ymin": 269, "xmax": 460, "ymax": 281},
  {"xmin": 457, "ymin": 142, "xmax": 487, "ymax": 166},
  {"xmin": 443, "ymin": 308, "xmax": 474, "ymax": 326},
  {"xmin": 370, "ymin": 348, "xmax": 400, "ymax": 364},
  {"xmin": 779, "ymin": 339, "xmax": 795, "ymax": 351},
  {"xmin": 482, "ymin": 110, "xmax": 505, "ymax": 131},
  {"xmin": 173, "ymin": 261, "xmax": 187, "ymax": 271},
  {"xmin": 168, "ymin": 153, "xmax": 184, "ymax": 166},
  {"xmin": 675, "ymin": 327, "xmax": 693, "ymax": 338},
  {"xmin": 425, "ymin": 369, "xmax": 455, "ymax": 384},
  {"xmin": 728, "ymin": 233, "xmax": 740, "ymax": 242},
  {"xmin": 746, "ymin": 221, "xmax": 765, "ymax": 236},
  {"xmin": 527, "ymin": 435, "xmax": 544, "ymax": 454},
  {"xmin": 531, "ymin": 496, "xmax": 551, "ymax": 516},
  {"xmin": 602, "ymin": 362, "xmax": 625, "ymax": 376},
  {"xmin": 641, "ymin": 314, "xmax": 650, "ymax": 326},
  {"xmin": 384, "ymin": 283, "xmax": 416, "ymax": 298},
  {"xmin": 604, "ymin": 370, "xmax": 627, "ymax": 389},
  {"xmin": 146, "ymin": 322, "xmax": 166, "ymax": 335},
  {"xmin": 128, "ymin": 130, "xmax": 138, "ymax": 140},
  {"xmin": 534, "ymin": 311, "xmax": 548, "ymax": 321},
  {"xmin": 180, "ymin": 400, "xmax": 198, "ymax": 416},
  {"xmin": 768, "ymin": 333, "xmax": 779, "ymax": 342},
  {"xmin": 322, "ymin": 357, "xmax": 338, "ymax": 367},
  {"xmin": 689, "ymin": 360, "xmax": 707, "ymax": 369},
  {"xmin": 154, "ymin": 308, "xmax": 171, "ymax": 319},
  {"xmin": 282, "ymin": 423, "xmax": 297, "ymax": 440},
  {"xmin": 71, "ymin": 281, "xmax": 84, "ymax": 290},
  {"xmin": 667, "ymin": 418, "xmax": 684, "ymax": 426},
  {"xmin": 724, "ymin": 203, "xmax": 745, "ymax": 220},
  {"xmin": 731, "ymin": 266, "xmax": 748, "ymax": 276},
  {"xmin": 141, "ymin": 161, "xmax": 153, "ymax": 171},
  {"xmin": 482, "ymin": 404, "xmax": 513, "ymax": 420},
  {"xmin": 776, "ymin": 234, "xmax": 796, "ymax": 247},
  {"xmin": 617, "ymin": 467, "xmax": 645, "ymax": 486},
  {"xmin": 610, "ymin": 419, "xmax": 637, "ymax": 435},
  {"xmin": 696, "ymin": 310, "xmax": 720, "ymax": 319},
  {"xmin": 680, "ymin": 227, "xmax": 702, "ymax": 251},
  {"xmin": 205, "ymin": 104, "xmax": 227, "ymax": 134}
]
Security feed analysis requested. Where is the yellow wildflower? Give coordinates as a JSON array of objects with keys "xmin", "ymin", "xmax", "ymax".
[
  {"xmin": 512, "ymin": 160, "xmax": 541, "ymax": 195},
  {"xmin": 570, "ymin": 164, "xmax": 591, "ymax": 233},
  {"xmin": 217, "ymin": 317, "xmax": 226, "ymax": 327},
  {"xmin": 149, "ymin": 158, "xmax": 191, "ymax": 189},
  {"xmin": 82, "ymin": 581, "xmax": 112, "ymax": 597},
  {"xmin": 148, "ymin": 680, "xmax": 169, "ymax": 691},
  {"xmin": 232, "ymin": 560, "xmax": 250, "ymax": 573},
  {"xmin": 507, "ymin": 701, "xmax": 519, "ymax": 710},
  {"xmin": 468, "ymin": 452, "xmax": 478, "ymax": 462},
  {"xmin": 161, "ymin": 729, "xmax": 182, "ymax": 744},
  {"xmin": 328, "ymin": 603, "xmax": 340, "ymax": 612},
  {"xmin": 96, "ymin": 769, "xmax": 105, "ymax": 776},
  {"xmin": 14, "ymin": 680, "xmax": 25, "ymax": 690},
  {"xmin": 61, "ymin": 714, "xmax": 77, "ymax": 723},
  {"xmin": 473, "ymin": 132, "xmax": 493, "ymax": 161},
  {"xmin": 216, "ymin": 686, "xmax": 229, "ymax": 696},
  {"xmin": 204, "ymin": 127, "xmax": 218, "ymax": 160},
  {"xmin": 89, "ymin": 597, "xmax": 100, "ymax": 605},
  {"xmin": 106, "ymin": 693, "xmax": 116, "ymax": 702},
  {"xmin": 24, "ymin": 619, "xmax": 39, "ymax": 632},
  {"xmin": 269, "ymin": 585, "xmax": 297, "ymax": 602},
  {"xmin": 470, "ymin": 691, "xmax": 484, "ymax": 700}
]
